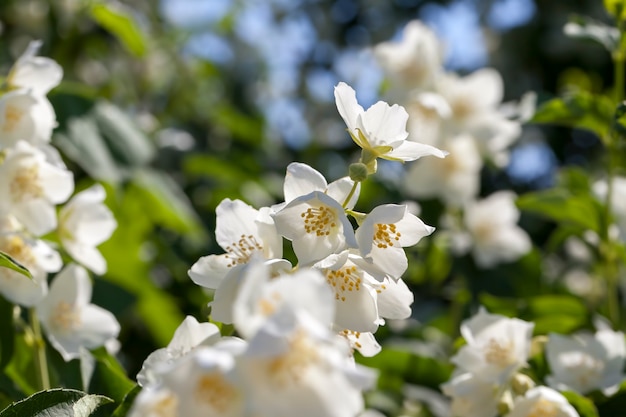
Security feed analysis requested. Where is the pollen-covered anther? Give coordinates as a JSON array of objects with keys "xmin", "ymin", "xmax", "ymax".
[
  {"xmin": 326, "ymin": 265, "xmax": 362, "ymax": 301},
  {"xmin": 301, "ymin": 205, "xmax": 338, "ymax": 236},
  {"xmin": 194, "ymin": 373, "xmax": 239, "ymax": 413},
  {"xmin": 527, "ymin": 398, "xmax": 558, "ymax": 417},
  {"xmin": 10, "ymin": 165, "xmax": 43, "ymax": 202},
  {"xmin": 224, "ymin": 234, "xmax": 263, "ymax": 267},
  {"xmin": 51, "ymin": 301, "xmax": 81, "ymax": 333},
  {"xmin": 484, "ymin": 338, "xmax": 516, "ymax": 368},
  {"xmin": 374, "ymin": 223, "xmax": 401, "ymax": 249}
]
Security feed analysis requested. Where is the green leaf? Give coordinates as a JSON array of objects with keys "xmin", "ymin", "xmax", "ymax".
[
  {"xmin": 88, "ymin": 348, "xmax": 136, "ymax": 403},
  {"xmin": 0, "ymin": 388, "xmax": 112, "ymax": 417},
  {"xmin": 531, "ymin": 91, "xmax": 614, "ymax": 141},
  {"xmin": 604, "ymin": 0, "xmax": 626, "ymax": 19},
  {"xmin": 92, "ymin": 101, "xmax": 155, "ymax": 167},
  {"xmin": 561, "ymin": 391, "xmax": 599, "ymax": 417},
  {"xmin": 564, "ymin": 15, "xmax": 619, "ymax": 52},
  {"xmin": 0, "ymin": 252, "xmax": 32, "ymax": 280},
  {"xmin": 110, "ymin": 385, "xmax": 141, "ymax": 417},
  {"xmin": 89, "ymin": 2, "xmax": 147, "ymax": 57},
  {"xmin": 0, "ymin": 298, "xmax": 14, "ymax": 371},
  {"xmin": 517, "ymin": 189, "xmax": 602, "ymax": 232}
]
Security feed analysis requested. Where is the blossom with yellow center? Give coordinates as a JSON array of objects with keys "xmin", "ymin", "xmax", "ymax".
[
  {"xmin": 273, "ymin": 191, "xmax": 356, "ymax": 265},
  {"xmin": 37, "ymin": 263, "xmax": 120, "ymax": 361},
  {"xmin": 505, "ymin": 387, "xmax": 579, "ymax": 417}
]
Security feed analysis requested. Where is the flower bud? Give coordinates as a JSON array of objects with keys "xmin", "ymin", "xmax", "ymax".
[
  {"xmin": 511, "ymin": 373, "xmax": 535, "ymax": 395},
  {"xmin": 530, "ymin": 335, "xmax": 548, "ymax": 357},
  {"xmin": 349, "ymin": 162, "xmax": 369, "ymax": 182},
  {"xmin": 497, "ymin": 390, "xmax": 513, "ymax": 416}
]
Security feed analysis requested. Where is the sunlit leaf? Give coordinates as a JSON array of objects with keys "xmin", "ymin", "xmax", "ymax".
[
  {"xmin": 0, "ymin": 388, "xmax": 112, "ymax": 417},
  {"xmin": 88, "ymin": 348, "xmax": 136, "ymax": 403},
  {"xmin": 531, "ymin": 91, "xmax": 614, "ymax": 141},
  {"xmin": 561, "ymin": 391, "xmax": 599, "ymax": 417},
  {"xmin": 0, "ymin": 252, "xmax": 32, "ymax": 280},
  {"xmin": 89, "ymin": 2, "xmax": 147, "ymax": 57}
]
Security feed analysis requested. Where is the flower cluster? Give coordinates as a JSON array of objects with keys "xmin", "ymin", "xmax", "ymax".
[
  {"xmin": 373, "ymin": 20, "xmax": 532, "ymax": 268},
  {"xmin": 442, "ymin": 308, "xmax": 626, "ymax": 417},
  {"xmin": 128, "ymin": 81, "xmax": 442, "ymax": 416},
  {"xmin": 0, "ymin": 42, "xmax": 119, "ymax": 361}
]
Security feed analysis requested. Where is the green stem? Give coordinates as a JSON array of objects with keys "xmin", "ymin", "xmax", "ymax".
[
  {"xmin": 615, "ymin": 51, "xmax": 625, "ymax": 104},
  {"xmin": 342, "ymin": 181, "xmax": 360, "ymax": 209},
  {"xmin": 29, "ymin": 309, "xmax": 50, "ymax": 391}
]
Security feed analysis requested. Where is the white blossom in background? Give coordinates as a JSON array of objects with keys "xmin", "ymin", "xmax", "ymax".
[
  {"xmin": 0, "ymin": 89, "xmax": 56, "ymax": 150},
  {"xmin": 7, "ymin": 40, "xmax": 63, "ymax": 95},
  {"xmin": 355, "ymin": 203, "xmax": 434, "ymax": 280},
  {"xmin": 441, "ymin": 371, "xmax": 501, "ymax": 417},
  {"xmin": 545, "ymin": 329, "xmax": 626, "ymax": 396},
  {"xmin": 0, "ymin": 215, "xmax": 62, "ymax": 306},
  {"xmin": 136, "ymin": 315, "xmax": 222, "ymax": 387},
  {"xmin": 188, "ymin": 198, "xmax": 282, "ymax": 289},
  {"xmin": 58, "ymin": 184, "xmax": 117, "ymax": 275},
  {"xmin": 505, "ymin": 386, "xmax": 579, "ymax": 417},
  {"xmin": 403, "ymin": 134, "xmax": 482, "ymax": 207},
  {"xmin": 457, "ymin": 191, "xmax": 531, "ymax": 268},
  {"xmin": 0, "ymin": 141, "xmax": 74, "ymax": 236},
  {"xmin": 593, "ymin": 176, "xmax": 626, "ymax": 241},
  {"xmin": 36, "ymin": 263, "xmax": 120, "ymax": 361},
  {"xmin": 373, "ymin": 20, "xmax": 443, "ymax": 94},
  {"xmin": 334, "ymin": 82, "xmax": 446, "ymax": 168},
  {"xmin": 451, "ymin": 308, "xmax": 534, "ymax": 385}
]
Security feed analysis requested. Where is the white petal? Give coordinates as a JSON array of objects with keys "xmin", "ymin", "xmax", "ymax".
[
  {"xmin": 334, "ymin": 82, "xmax": 363, "ymax": 133},
  {"xmin": 283, "ymin": 162, "xmax": 328, "ymax": 202}
]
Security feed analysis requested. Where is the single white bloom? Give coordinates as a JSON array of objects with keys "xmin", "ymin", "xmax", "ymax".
[
  {"xmin": 505, "ymin": 386, "xmax": 579, "ymax": 417},
  {"xmin": 7, "ymin": 40, "xmax": 63, "ymax": 95},
  {"xmin": 0, "ymin": 216, "xmax": 62, "ymax": 306},
  {"xmin": 355, "ymin": 204, "xmax": 434, "ymax": 280},
  {"xmin": 337, "ymin": 329, "xmax": 381, "ymax": 357},
  {"xmin": 0, "ymin": 89, "xmax": 56, "ymax": 150},
  {"xmin": 37, "ymin": 263, "xmax": 120, "ymax": 361},
  {"xmin": 545, "ymin": 329, "xmax": 626, "ymax": 396},
  {"xmin": 441, "ymin": 371, "xmax": 500, "ymax": 417},
  {"xmin": 374, "ymin": 20, "xmax": 443, "ymax": 92},
  {"xmin": 232, "ymin": 260, "xmax": 335, "ymax": 339},
  {"xmin": 188, "ymin": 198, "xmax": 282, "ymax": 289},
  {"xmin": 463, "ymin": 191, "xmax": 532, "ymax": 268},
  {"xmin": 136, "ymin": 315, "xmax": 222, "ymax": 387},
  {"xmin": 161, "ymin": 341, "xmax": 245, "ymax": 417},
  {"xmin": 334, "ymin": 82, "xmax": 446, "ymax": 166},
  {"xmin": 404, "ymin": 91, "xmax": 452, "ymax": 148},
  {"xmin": 403, "ymin": 135, "xmax": 482, "ymax": 207},
  {"xmin": 58, "ymin": 184, "xmax": 117, "ymax": 275},
  {"xmin": 273, "ymin": 191, "xmax": 357, "ymax": 265},
  {"xmin": 238, "ymin": 307, "xmax": 376, "ymax": 417},
  {"xmin": 452, "ymin": 308, "xmax": 534, "ymax": 384},
  {"xmin": 0, "ymin": 141, "xmax": 74, "ymax": 236}
]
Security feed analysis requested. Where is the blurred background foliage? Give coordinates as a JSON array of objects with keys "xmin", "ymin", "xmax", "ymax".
[{"xmin": 0, "ymin": 0, "xmax": 618, "ymax": 413}]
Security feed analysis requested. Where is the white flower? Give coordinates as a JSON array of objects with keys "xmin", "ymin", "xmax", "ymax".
[
  {"xmin": 0, "ymin": 216, "xmax": 62, "ymax": 306},
  {"xmin": 0, "ymin": 141, "xmax": 74, "ymax": 236},
  {"xmin": 452, "ymin": 308, "xmax": 534, "ymax": 384},
  {"xmin": 58, "ymin": 184, "xmax": 117, "ymax": 275},
  {"xmin": 545, "ymin": 329, "xmax": 626, "ymax": 396},
  {"xmin": 37, "ymin": 263, "xmax": 120, "ymax": 361},
  {"xmin": 273, "ymin": 191, "xmax": 357, "ymax": 265},
  {"xmin": 373, "ymin": 20, "xmax": 443, "ymax": 92},
  {"xmin": 355, "ymin": 204, "xmax": 434, "ymax": 280},
  {"xmin": 7, "ymin": 40, "xmax": 63, "ymax": 95},
  {"xmin": 136, "ymin": 316, "xmax": 222, "ymax": 387},
  {"xmin": 337, "ymin": 329, "xmax": 381, "ymax": 357},
  {"xmin": 127, "ymin": 387, "xmax": 178, "ymax": 417},
  {"xmin": 441, "ymin": 371, "xmax": 500, "ymax": 417},
  {"xmin": 0, "ymin": 89, "xmax": 56, "ymax": 150},
  {"xmin": 334, "ymin": 82, "xmax": 446, "ymax": 168},
  {"xmin": 238, "ymin": 307, "xmax": 376, "ymax": 417},
  {"xmin": 462, "ymin": 191, "xmax": 532, "ymax": 268},
  {"xmin": 188, "ymin": 198, "xmax": 282, "ymax": 289},
  {"xmin": 594, "ymin": 176, "xmax": 626, "ymax": 241},
  {"xmin": 403, "ymin": 135, "xmax": 482, "ymax": 207},
  {"xmin": 232, "ymin": 260, "xmax": 335, "ymax": 339},
  {"xmin": 505, "ymin": 386, "xmax": 579, "ymax": 417}
]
